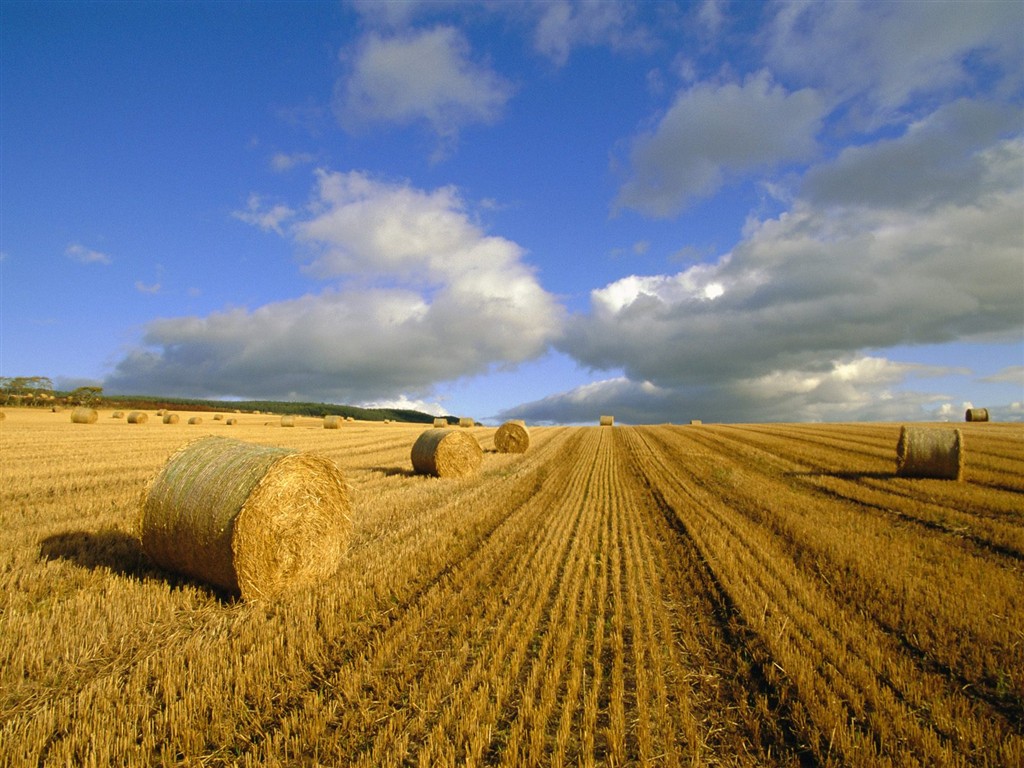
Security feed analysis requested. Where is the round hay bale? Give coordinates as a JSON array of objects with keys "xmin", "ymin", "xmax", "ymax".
[
  {"xmin": 280, "ymin": 415, "xmax": 296, "ymax": 427},
  {"xmin": 965, "ymin": 408, "xmax": 989, "ymax": 422},
  {"xmin": 226, "ymin": 418, "xmax": 238, "ymax": 425},
  {"xmin": 323, "ymin": 415, "xmax": 343, "ymax": 429},
  {"xmin": 458, "ymin": 417, "xmax": 474, "ymax": 428},
  {"xmin": 494, "ymin": 420, "xmax": 530, "ymax": 454},
  {"xmin": 70, "ymin": 407, "xmax": 98, "ymax": 424},
  {"xmin": 433, "ymin": 417, "xmax": 448, "ymax": 428},
  {"xmin": 162, "ymin": 413, "xmax": 180, "ymax": 424},
  {"xmin": 689, "ymin": 419, "xmax": 703, "ymax": 426},
  {"xmin": 51, "ymin": 405, "xmax": 63, "ymax": 413},
  {"xmin": 157, "ymin": 409, "xmax": 166, "ymax": 416},
  {"xmin": 112, "ymin": 411, "xmax": 125, "ymax": 419},
  {"xmin": 188, "ymin": 416, "xmax": 203, "ymax": 425},
  {"xmin": 127, "ymin": 411, "xmax": 149, "ymax": 424},
  {"xmin": 140, "ymin": 436, "xmax": 351, "ymax": 600},
  {"xmin": 599, "ymin": 415, "xmax": 614, "ymax": 427},
  {"xmin": 213, "ymin": 414, "xmax": 225, "ymax": 421},
  {"xmin": 0, "ymin": 410, "xmax": 5, "ymax": 421},
  {"xmin": 411, "ymin": 428, "xmax": 482, "ymax": 478},
  {"xmin": 896, "ymin": 426, "xmax": 962, "ymax": 480}
]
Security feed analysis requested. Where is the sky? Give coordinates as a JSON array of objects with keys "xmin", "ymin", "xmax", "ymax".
[{"xmin": 2, "ymin": 0, "xmax": 1022, "ymax": 424}]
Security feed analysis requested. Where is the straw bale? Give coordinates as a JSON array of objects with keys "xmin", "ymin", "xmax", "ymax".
[
  {"xmin": 226, "ymin": 418, "xmax": 237, "ymax": 425},
  {"xmin": 323, "ymin": 415, "xmax": 343, "ymax": 429},
  {"xmin": 127, "ymin": 411, "xmax": 149, "ymax": 424},
  {"xmin": 140, "ymin": 436, "xmax": 351, "ymax": 600},
  {"xmin": 459, "ymin": 417, "xmax": 475, "ymax": 428},
  {"xmin": 0, "ymin": 411, "xmax": 5, "ymax": 421},
  {"xmin": 51, "ymin": 406, "xmax": 62, "ymax": 413},
  {"xmin": 965, "ymin": 408, "xmax": 989, "ymax": 422},
  {"xmin": 188, "ymin": 416, "xmax": 203, "ymax": 425},
  {"xmin": 411, "ymin": 428, "xmax": 482, "ymax": 478},
  {"xmin": 70, "ymin": 407, "xmax": 98, "ymax": 424},
  {"xmin": 213, "ymin": 414, "xmax": 225, "ymax": 421},
  {"xmin": 896, "ymin": 426, "xmax": 962, "ymax": 480},
  {"xmin": 495, "ymin": 420, "xmax": 530, "ymax": 454},
  {"xmin": 433, "ymin": 417, "xmax": 448, "ymax": 428},
  {"xmin": 599, "ymin": 415, "xmax": 614, "ymax": 426},
  {"xmin": 112, "ymin": 411, "xmax": 125, "ymax": 419},
  {"xmin": 689, "ymin": 419, "xmax": 702, "ymax": 426},
  {"xmin": 163, "ymin": 413, "xmax": 180, "ymax": 424},
  {"xmin": 280, "ymin": 415, "xmax": 296, "ymax": 427}
]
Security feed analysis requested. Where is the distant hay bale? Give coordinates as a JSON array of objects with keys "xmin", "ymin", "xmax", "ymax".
[
  {"xmin": 599, "ymin": 415, "xmax": 614, "ymax": 427},
  {"xmin": 495, "ymin": 420, "xmax": 530, "ymax": 454},
  {"xmin": 280, "ymin": 415, "xmax": 296, "ymax": 427},
  {"xmin": 213, "ymin": 414, "xmax": 225, "ymax": 421},
  {"xmin": 127, "ymin": 411, "xmax": 149, "ymax": 424},
  {"xmin": 112, "ymin": 411, "xmax": 125, "ymax": 419},
  {"xmin": 345, "ymin": 416, "xmax": 354, "ymax": 422},
  {"xmin": 226, "ymin": 418, "xmax": 237, "ymax": 425},
  {"xmin": 188, "ymin": 416, "xmax": 203, "ymax": 425},
  {"xmin": 459, "ymin": 417, "xmax": 474, "ymax": 428},
  {"xmin": 162, "ymin": 414, "xmax": 180, "ymax": 424},
  {"xmin": 323, "ymin": 415, "xmax": 343, "ymax": 429},
  {"xmin": 157, "ymin": 410, "xmax": 166, "ymax": 416},
  {"xmin": 70, "ymin": 407, "xmax": 98, "ymax": 424},
  {"xmin": 896, "ymin": 426, "xmax": 962, "ymax": 480},
  {"xmin": 433, "ymin": 417, "xmax": 448, "ymax": 428},
  {"xmin": 51, "ymin": 406, "xmax": 62, "ymax": 413},
  {"xmin": 965, "ymin": 408, "xmax": 989, "ymax": 422},
  {"xmin": 690, "ymin": 419, "xmax": 702, "ymax": 426},
  {"xmin": 0, "ymin": 410, "xmax": 5, "ymax": 421},
  {"xmin": 140, "ymin": 436, "xmax": 351, "ymax": 600},
  {"xmin": 411, "ymin": 428, "xmax": 483, "ymax": 478}
]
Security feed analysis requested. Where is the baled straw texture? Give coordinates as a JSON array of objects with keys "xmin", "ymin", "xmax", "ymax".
[
  {"xmin": 141, "ymin": 436, "xmax": 351, "ymax": 600},
  {"xmin": 433, "ymin": 417, "xmax": 448, "ymax": 428},
  {"xmin": 600, "ymin": 415, "xmax": 614, "ymax": 426},
  {"xmin": 162, "ymin": 414, "xmax": 180, "ymax": 424},
  {"xmin": 226, "ymin": 418, "xmax": 238, "ymax": 425},
  {"xmin": 411, "ymin": 428, "xmax": 483, "ymax": 478},
  {"xmin": 690, "ymin": 419, "xmax": 703, "ymax": 426},
  {"xmin": 127, "ymin": 411, "xmax": 149, "ymax": 424},
  {"xmin": 323, "ymin": 415, "xmax": 343, "ymax": 429},
  {"xmin": 70, "ymin": 407, "xmax": 98, "ymax": 424},
  {"xmin": 280, "ymin": 415, "xmax": 296, "ymax": 427},
  {"xmin": 188, "ymin": 416, "xmax": 203, "ymax": 425},
  {"xmin": 965, "ymin": 408, "xmax": 989, "ymax": 422},
  {"xmin": 494, "ymin": 420, "xmax": 530, "ymax": 454},
  {"xmin": 0, "ymin": 411, "xmax": 5, "ymax": 421},
  {"xmin": 214, "ymin": 414, "xmax": 225, "ymax": 421},
  {"xmin": 112, "ymin": 411, "xmax": 125, "ymax": 419},
  {"xmin": 896, "ymin": 426, "xmax": 963, "ymax": 480},
  {"xmin": 459, "ymin": 417, "xmax": 475, "ymax": 428}
]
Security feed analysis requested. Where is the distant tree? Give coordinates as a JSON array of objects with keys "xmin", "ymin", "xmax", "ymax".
[
  {"xmin": 69, "ymin": 386, "xmax": 103, "ymax": 407},
  {"xmin": 1, "ymin": 376, "xmax": 54, "ymax": 405}
]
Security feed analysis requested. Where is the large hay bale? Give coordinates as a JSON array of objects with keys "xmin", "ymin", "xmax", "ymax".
[
  {"xmin": 965, "ymin": 408, "xmax": 989, "ymax": 422},
  {"xmin": 433, "ymin": 417, "xmax": 448, "ymax": 428},
  {"xmin": 459, "ymin": 417, "xmax": 475, "ymax": 428},
  {"xmin": 323, "ymin": 415, "xmax": 343, "ymax": 429},
  {"xmin": 70, "ymin": 407, "xmax": 98, "ymax": 424},
  {"xmin": 411, "ymin": 428, "xmax": 482, "ymax": 478},
  {"xmin": 140, "ymin": 436, "xmax": 351, "ymax": 600},
  {"xmin": 280, "ymin": 415, "xmax": 296, "ymax": 427},
  {"xmin": 162, "ymin": 413, "xmax": 180, "ymax": 424},
  {"xmin": 896, "ymin": 426, "xmax": 962, "ymax": 480},
  {"xmin": 226, "ymin": 418, "xmax": 238, "ymax": 425},
  {"xmin": 188, "ymin": 416, "xmax": 203, "ymax": 425},
  {"xmin": 494, "ymin": 420, "xmax": 530, "ymax": 454},
  {"xmin": 127, "ymin": 411, "xmax": 149, "ymax": 424},
  {"xmin": 599, "ymin": 415, "xmax": 614, "ymax": 426}
]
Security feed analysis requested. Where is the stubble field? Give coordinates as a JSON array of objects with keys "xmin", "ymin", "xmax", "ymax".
[{"xmin": 0, "ymin": 408, "xmax": 1021, "ymax": 767}]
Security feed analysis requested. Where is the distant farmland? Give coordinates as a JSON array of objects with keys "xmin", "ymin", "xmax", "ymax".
[{"xmin": 1, "ymin": 409, "xmax": 1021, "ymax": 766}]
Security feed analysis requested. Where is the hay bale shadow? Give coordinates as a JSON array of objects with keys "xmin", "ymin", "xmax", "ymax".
[
  {"xmin": 371, "ymin": 466, "xmax": 416, "ymax": 478},
  {"xmin": 39, "ymin": 529, "xmax": 233, "ymax": 602}
]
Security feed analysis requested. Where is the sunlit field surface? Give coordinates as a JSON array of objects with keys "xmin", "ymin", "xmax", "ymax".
[{"xmin": 1, "ymin": 408, "xmax": 1021, "ymax": 766}]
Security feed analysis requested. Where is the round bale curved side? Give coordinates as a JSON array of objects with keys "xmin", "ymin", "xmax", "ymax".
[
  {"xmin": 411, "ymin": 428, "xmax": 482, "ymax": 478},
  {"xmin": 965, "ymin": 408, "xmax": 989, "ymax": 422},
  {"xmin": 70, "ymin": 408, "xmax": 98, "ymax": 424},
  {"xmin": 127, "ymin": 411, "xmax": 149, "ymax": 424},
  {"xmin": 896, "ymin": 426, "xmax": 962, "ymax": 480}
]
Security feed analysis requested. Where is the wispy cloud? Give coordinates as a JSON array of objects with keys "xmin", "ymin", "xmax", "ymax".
[{"xmin": 65, "ymin": 243, "xmax": 112, "ymax": 265}]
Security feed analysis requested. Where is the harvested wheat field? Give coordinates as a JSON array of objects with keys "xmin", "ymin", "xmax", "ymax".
[{"xmin": 1, "ymin": 408, "xmax": 1021, "ymax": 766}]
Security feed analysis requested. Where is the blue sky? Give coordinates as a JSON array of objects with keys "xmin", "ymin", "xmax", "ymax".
[{"xmin": 2, "ymin": 0, "xmax": 1022, "ymax": 424}]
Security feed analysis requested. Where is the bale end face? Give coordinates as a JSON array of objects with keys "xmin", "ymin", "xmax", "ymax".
[
  {"xmin": 896, "ymin": 426, "xmax": 963, "ymax": 480},
  {"xmin": 494, "ymin": 420, "xmax": 530, "ymax": 454},
  {"xmin": 965, "ymin": 408, "xmax": 989, "ymax": 422},
  {"xmin": 411, "ymin": 428, "xmax": 483, "ymax": 478},
  {"xmin": 599, "ymin": 415, "xmax": 614, "ymax": 427}
]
